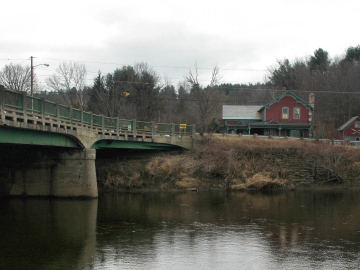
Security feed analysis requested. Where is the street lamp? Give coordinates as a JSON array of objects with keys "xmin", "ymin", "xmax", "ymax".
[{"xmin": 30, "ymin": 56, "xmax": 49, "ymax": 96}]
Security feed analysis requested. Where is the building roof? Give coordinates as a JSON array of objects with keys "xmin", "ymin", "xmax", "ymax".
[
  {"xmin": 338, "ymin": 116, "xmax": 359, "ymax": 131},
  {"xmin": 222, "ymin": 105, "xmax": 263, "ymax": 120},
  {"xmin": 259, "ymin": 91, "xmax": 313, "ymax": 111}
]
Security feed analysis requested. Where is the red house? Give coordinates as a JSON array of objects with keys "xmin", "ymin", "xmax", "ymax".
[
  {"xmin": 338, "ymin": 116, "xmax": 360, "ymax": 141},
  {"xmin": 223, "ymin": 91, "xmax": 314, "ymax": 137}
]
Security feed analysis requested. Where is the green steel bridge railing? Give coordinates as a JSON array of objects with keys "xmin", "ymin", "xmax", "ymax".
[{"xmin": 0, "ymin": 88, "xmax": 194, "ymax": 135}]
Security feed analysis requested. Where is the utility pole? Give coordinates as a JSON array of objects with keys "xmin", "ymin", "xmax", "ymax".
[
  {"xmin": 30, "ymin": 56, "xmax": 49, "ymax": 97},
  {"xmin": 30, "ymin": 56, "xmax": 34, "ymax": 96},
  {"xmin": 29, "ymin": 56, "xmax": 49, "ymax": 111}
]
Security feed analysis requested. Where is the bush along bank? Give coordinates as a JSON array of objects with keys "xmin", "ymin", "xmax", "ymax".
[{"xmin": 97, "ymin": 136, "xmax": 360, "ymax": 192}]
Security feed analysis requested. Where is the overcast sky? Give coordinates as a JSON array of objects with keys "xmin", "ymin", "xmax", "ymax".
[{"xmin": 1, "ymin": 0, "xmax": 359, "ymax": 87}]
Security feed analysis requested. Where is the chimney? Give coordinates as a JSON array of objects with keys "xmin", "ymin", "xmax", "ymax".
[{"xmin": 309, "ymin": 93, "xmax": 315, "ymax": 109}]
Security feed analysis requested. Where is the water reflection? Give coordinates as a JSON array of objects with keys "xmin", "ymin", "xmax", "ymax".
[
  {"xmin": 0, "ymin": 199, "xmax": 97, "ymax": 270},
  {"xmin": 1, "ymin": 190, "xmax": 360, "ymax": 269},
  {"xmin": 96, "ymin": 191, "xmax": 360, "ymax": 269}
]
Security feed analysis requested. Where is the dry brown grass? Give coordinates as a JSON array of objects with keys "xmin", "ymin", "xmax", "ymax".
[
  {"xmin": 100, "ymin": 136, "xmax": 360, "ymax": 191},
  {"xmin": 175, "ymin": 177, "xmax": 200, "ymax": 189},
  {"xmin": 231, "ymin": 173, "xmax": 292, "ymax": 191},
  {"xmin": 192, "ymin": 136, "xmax": 360, "ymax": 187}
]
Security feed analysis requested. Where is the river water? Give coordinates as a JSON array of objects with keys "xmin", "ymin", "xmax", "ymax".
[{"xmin": 1, "ymin": 190, "xmax": 360, "ymax": 270}]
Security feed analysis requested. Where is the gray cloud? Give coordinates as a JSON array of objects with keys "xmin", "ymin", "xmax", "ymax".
[{"xmin": 1, "ymin": 0, "xmax": 360, "ymax": 86}]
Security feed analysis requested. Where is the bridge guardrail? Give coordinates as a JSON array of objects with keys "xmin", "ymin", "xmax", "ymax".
[
  {"xmin": 58, "ymin": 104, "xmax": 70, "ymax": 119},
  {"xmin": 72, "ymin": 108, "xmax": 82, "ymax": 122},
  {"xmin": 155, "ymin": 123, "xmax": 171, "ymax": 134},
  {"xmin": 118, "ymin": 119, "xmax": 133, "ymax": 132},
  {"xmin": 44, "ymin": 100, "xmax": 57, "ymax": 117},
  {"xmin": 0, "ymin": 88, "xmax": 194, "ymax": 136},
  {"xmin": 24, "ymin": 96, "xmax": 42, "ymax": 113}
]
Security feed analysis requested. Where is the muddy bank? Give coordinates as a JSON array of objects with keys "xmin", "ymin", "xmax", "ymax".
[{"xmin": 96, "ymin": 137, "xmax": 360, "ymax": 192}]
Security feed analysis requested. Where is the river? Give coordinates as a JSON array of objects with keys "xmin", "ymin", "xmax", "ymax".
[{"xmin": 0, "ymin": 190, "xmax": 360, "ymax": 269}]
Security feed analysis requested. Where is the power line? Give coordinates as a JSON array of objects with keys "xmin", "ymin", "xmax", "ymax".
[
  {"xmin": 34, "ymin": 79, "xmax": 360, "ymax": 96},
  {"xmin": 27, "ymin": 74, "xmax": 360, "ymax": 95},
  {"xmin": 39, "ymin": 57, "xmax": 266, "ymax": 72},
  {"xmin": 0, "ymin": 58, "xmax": 29, "ymax": 61},
  {"xmin": 4, "ymin": 57, "xmax": 360, "ymax": 95}
]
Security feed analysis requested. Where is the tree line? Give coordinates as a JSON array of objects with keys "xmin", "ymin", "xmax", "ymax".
[
  {"xmin": 1, "ymin": 45, "xmax": 360, "ymax": 138},
  {"xmin": 0, "ymin": 61, "xmax": 223, "ymax": 135},
  {"xmin": 268, "ymin": 46, "xmax": 360, "ymax": 138}
]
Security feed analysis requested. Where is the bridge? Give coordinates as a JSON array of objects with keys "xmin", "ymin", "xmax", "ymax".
[{"xmin": 0, "ymin": 87, "xmax": 194, "ymax": 198}]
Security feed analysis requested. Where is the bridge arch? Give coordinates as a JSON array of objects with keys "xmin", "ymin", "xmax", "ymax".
[
  {"xmin": 0, "ymin": 126, "xmax": 85, "ymax": 149},
  {"xmin": 91, "ymin": 139, "xmax": 183, "ymax": 150}
]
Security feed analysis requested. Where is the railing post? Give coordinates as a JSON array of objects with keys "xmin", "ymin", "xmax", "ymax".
[
  {"xmin": 171, "ymin": 123, "xmax": 175, "ymax": 136},
  {"xmin": 21, "ymin": 92, "xmax": 26, "ymax": 111},
  {"xmin": 0, "ymin": 88, "xmax": 4, "ymax": 122},
  {"xmin": 0, "ymin": 86, "xmax": 4, "ymax": 113},
  {"xmin": 117, "ymin": 117, "xmax": 120, "ymax": 134},
  {"xmin": 113, "ymin": 117, "xmax": 116, "ymax": 130},
  {"xmin": 102, "ymin": 115, "xmax": 105, "ymax": 131},
  {"xmin": 133, "ymin": 119, "xmax": 137, "ymax": 134},
  {"xmin": 55, "ymin": 103, "xmax": 59, "ymax": 117},
  {"xmin": 39, "ymin": 98, "xmax": 46, "ymax": 127},
  {"xmin": 68, "ymin": 106, "xmax": 73, "ymax": 132},
  {"xmin": 41, "ymin": 98, "xmax": 45, "ymax": 116},
  {"xmin": 151, "ymin": 121, "xmax": 155, "ymax": 136},
  {"xmin": 69, "ymin": 106, "xmax": 73, "ymax": 121}
]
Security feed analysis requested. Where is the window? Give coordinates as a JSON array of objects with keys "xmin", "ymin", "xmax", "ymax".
[
  {"xmin": 355, "ymin": 121, "xmax": 360, "ymax": 128},
  {"xmin": 293, "ymin": 107, "xmax": 301, "ymax": 120},
  {"xmin": 282, "ymin": 107, "xmax": 289, "ymax": 120}
]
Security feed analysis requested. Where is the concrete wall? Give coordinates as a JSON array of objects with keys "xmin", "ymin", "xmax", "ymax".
[
  {"xmin": 0, "ymin": 147, "xmax": 98, "ymax": 198},
  {"xmin": 152, "ymin": 135, "xmax": 193, "ymax": 149}
]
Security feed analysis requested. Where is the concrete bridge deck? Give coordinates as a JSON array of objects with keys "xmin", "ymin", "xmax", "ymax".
[
  {"xmin": 0, "ymin": 87, "xmax": 194, "ymax": 198},
  {"xmin": 0, "ymin": 87, "xmax": 193, "ymax": 150}
]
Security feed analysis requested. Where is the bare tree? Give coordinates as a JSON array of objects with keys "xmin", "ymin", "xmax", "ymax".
[
  {"xmin": 0, "ymin": 63, "xmax": 33, "ymax": 93},
  {"xmin": 209, "ymin": 65, "xmax": 220, "ymax": 87},
  {"xmin": 46, "ymin": 62, "xmax": 87, "ymax": 108},
  {"xmin": 186, "ymin": 65, "xmax": 224, "ymax": 135},
  {"xmin": 186, "ymin": 62, "xmax": 200, "ymax": 87}
]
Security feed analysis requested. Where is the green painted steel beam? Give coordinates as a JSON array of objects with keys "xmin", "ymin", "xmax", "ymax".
[
  {"xmin": 0, "ymin": 126, "xmax": 81, "ymax": 148},
  {"xmin": 92, "ymin": 140, "xmax": 180, "ymax": 150}
]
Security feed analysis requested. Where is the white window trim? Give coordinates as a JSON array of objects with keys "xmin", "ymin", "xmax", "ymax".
[
  {"xmin": 282, "ymin": 107, "xmax": 289, "ymax": 120},
  {"xmin": 355, "ymin": 121, "xmax": 360, "ymax": 128},
  {"xmin": 293, "ymin": 107, "xmax": 301, "ymax": 120}
]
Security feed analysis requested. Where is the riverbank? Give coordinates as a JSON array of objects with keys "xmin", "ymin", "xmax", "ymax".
[{"xmin": 97, "ymin": 136, "xmax": 360, "ymax": 192}]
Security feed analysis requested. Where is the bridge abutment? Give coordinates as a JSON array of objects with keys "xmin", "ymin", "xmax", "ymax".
[{"xmin": 2, "ymin": 148, "xmax": 98, "ymax": 198}]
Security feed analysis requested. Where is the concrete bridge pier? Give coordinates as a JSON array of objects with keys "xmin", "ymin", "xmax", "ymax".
[
  {"xmin": 6, "ymin": 148, "xmax": 98, "ymax": 198},
  {"xmin": 50, "ymin": 149, "xmax": 98, "ymax": 198}
]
